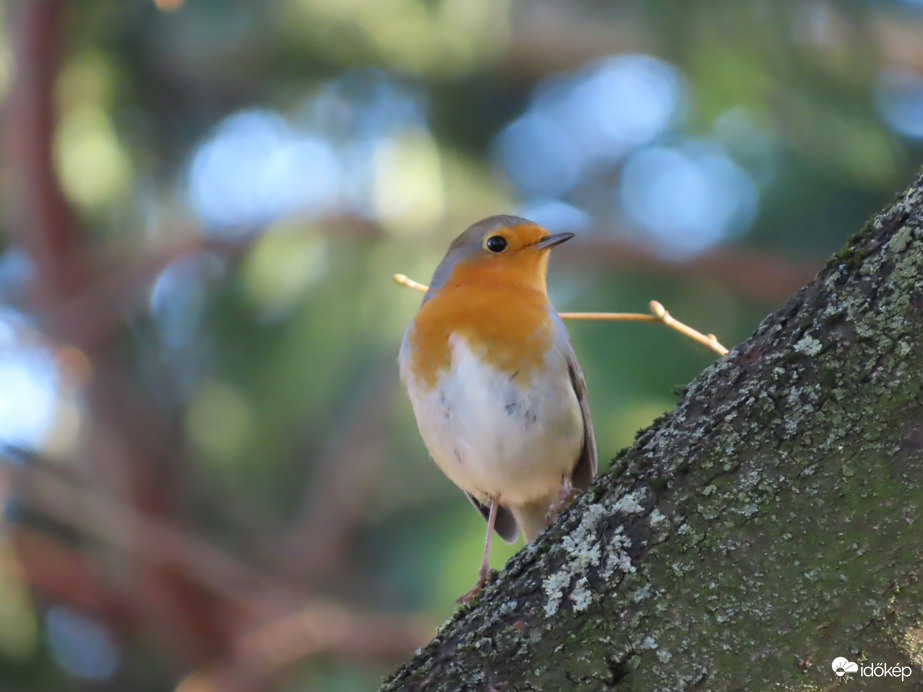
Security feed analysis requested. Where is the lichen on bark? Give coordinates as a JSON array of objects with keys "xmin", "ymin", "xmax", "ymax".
[{"xmin": 382, "ymin": 172, "xmax": 923, "ymax": 692}]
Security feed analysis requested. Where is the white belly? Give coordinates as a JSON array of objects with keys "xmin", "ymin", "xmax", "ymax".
[{"xmin": 400, "ymin": 333, "xmax": 583, "ymax": 506}]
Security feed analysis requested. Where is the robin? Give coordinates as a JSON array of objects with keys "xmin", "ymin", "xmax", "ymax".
[{"xmin": 399, "ymin": 215, "xmax": 597, "ymax": 601}]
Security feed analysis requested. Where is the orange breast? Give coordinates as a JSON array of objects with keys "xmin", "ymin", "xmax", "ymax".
[{"xmin": 407, "ymin": 261, "xmax": 554, "ymax": 388}]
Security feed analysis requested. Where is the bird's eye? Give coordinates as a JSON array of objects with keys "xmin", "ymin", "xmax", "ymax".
[{"xmin": 485, "ymin": 235, "xmax": 508, "ymax": 253}]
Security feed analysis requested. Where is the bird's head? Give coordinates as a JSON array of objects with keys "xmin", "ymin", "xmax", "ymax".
[{"xmin": 424, "ymin": 215, "xmax": 574, "ymax": 301}]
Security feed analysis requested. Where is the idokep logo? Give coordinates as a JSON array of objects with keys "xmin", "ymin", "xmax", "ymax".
[{"xmin": 832, "ymin": 656, "xmax": 912, "ymax": 681}]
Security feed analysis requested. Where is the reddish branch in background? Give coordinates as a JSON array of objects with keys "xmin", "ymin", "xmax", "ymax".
[
  {"xmin": 1, "ymin": 1, "xmax": 433, "ymax": 686},
  {"xmin": 4, "ymin": 0, "xmax": 87, "ymax": 301},
  {"xmin": 3, "ymin": 0, "xmax": 235, "ymax": 665}
]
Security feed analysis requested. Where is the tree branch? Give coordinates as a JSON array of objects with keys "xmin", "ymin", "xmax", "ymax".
[
  {"xmin": 382, "ymin": 173, "xmax": 923, "ymax": 689},
  {"xmin": 4, "ymin": 0, "xmax": 87, "ymax": 298}
]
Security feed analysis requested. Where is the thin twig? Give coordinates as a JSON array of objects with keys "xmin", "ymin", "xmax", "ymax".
[
  {"xmin": 393, "ymin": 274, "xmax": 729, "ymax": 356},
  {"xmin": 558, "ymin": 312, "xmax": 659, "ymax": 323},
  {"xmin": 394, "ymin": 273, "xmax": 429, "ymax": 292},
  {"xmin": 648, "ymin": 300, "xmax": 728, "ymax": 356}
]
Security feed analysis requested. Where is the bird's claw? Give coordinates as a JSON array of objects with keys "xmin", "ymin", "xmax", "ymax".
[
  {"xmin": 545, "ymin": 477, "xmax": 578, "ymax": 524},
  {"xmin": 456, "ymin": 568, "xmax": 494, "ymax": 605}
]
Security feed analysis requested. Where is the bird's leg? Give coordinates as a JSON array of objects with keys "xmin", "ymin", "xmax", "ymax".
[
  {"xmin": 545, "ymin": 474, "xmax": 577, "ymax": 524},
  {"xmin": 457, "ymin": 496, "xmax": 499, "ymax": 604}
]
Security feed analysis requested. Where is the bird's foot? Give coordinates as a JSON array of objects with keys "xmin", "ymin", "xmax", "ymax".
[
  {"xmin": 545, "ymin": 476, "xmax": 577, "ymax": 524},
  {"xmin": 456, "ymin": 567, "xmax": 494, "ymax": 605}
]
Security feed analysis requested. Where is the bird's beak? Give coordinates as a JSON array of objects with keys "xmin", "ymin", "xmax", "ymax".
[{"xmin": 531, "ymin": 232, "xmax": 575, "ymax": 250}]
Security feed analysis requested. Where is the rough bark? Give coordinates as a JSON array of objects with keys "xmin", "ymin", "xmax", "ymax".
[{"xmin": 381, "ymin": 171, "xmax": 923, "ymax": 691}]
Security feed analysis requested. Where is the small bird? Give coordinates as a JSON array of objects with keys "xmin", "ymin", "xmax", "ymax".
[{"xmin": 399, "ymin": 215, "xmax": 597, "ymax": 600}]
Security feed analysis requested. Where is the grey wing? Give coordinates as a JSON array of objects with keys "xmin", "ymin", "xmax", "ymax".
[
  {"xmin": 551, "ymin": 311, "xmax": 597, "ymax": 490},
  {"xmin": 466, "ymin": 493, "xmax": 519, "ymax": 543}
]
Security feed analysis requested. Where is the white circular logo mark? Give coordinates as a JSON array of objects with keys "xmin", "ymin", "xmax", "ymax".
[{"xmin": 832, "ymin": 657, "xmax": 859, "ymax": 677}]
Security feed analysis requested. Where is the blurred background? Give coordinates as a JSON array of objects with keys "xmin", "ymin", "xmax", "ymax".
[{"xmin": 0, "ymin": 0, "xmax": 922, "ymax": 689}]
